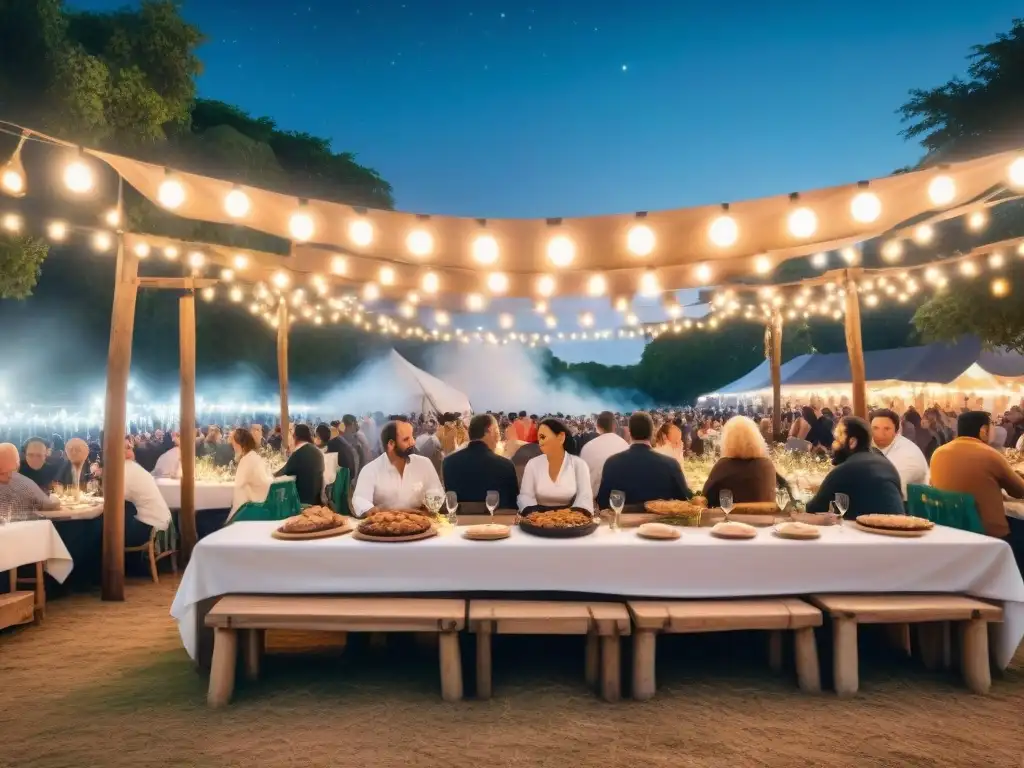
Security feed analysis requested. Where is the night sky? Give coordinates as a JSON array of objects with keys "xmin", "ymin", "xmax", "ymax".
[{"xmin": 65, "ymin": 1, "xmax": 1022, "ymax": 363}]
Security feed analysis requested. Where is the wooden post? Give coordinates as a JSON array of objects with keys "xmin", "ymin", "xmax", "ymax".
[
  {"xmin": 100, "ymin": 212, "xmax": 139, "ymax": 602},
  {"xmin": 179, "ymin": 290, "xmax": 198, "ymax": 563},
  {"xmin": 843, "ymin": 269, "xmax": 867, "ymax": 419},
  {"xmin": 277, "ymin": 299, "xmax": 290, "ymax": 452},
  {"xmin": 769, "ymin": 310, "xmax": 783, "ymax": 439}
]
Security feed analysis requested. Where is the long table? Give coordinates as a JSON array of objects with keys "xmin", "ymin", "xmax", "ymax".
[
  {"xmin": 156, "ymin": 479, "xmax": 234, "ymax": 511},
  {"xmin": 0, "ymin": 520, "xmax": 74, "ymax": 584},
  {"xmin": 171, "ymin": 521, "xmax": 1024, "ymax": 668}
]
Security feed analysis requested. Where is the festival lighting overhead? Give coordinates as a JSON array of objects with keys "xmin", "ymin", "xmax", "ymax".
[
  {"xmin": 0, "ymin": 133, "xmax": 27, "ymax": 197},
  {"xmin": 220, "ymin": 268, "xmax": 235, "ymax": 282},
  {"xmin": 63, "ymin": 155, "xmax": 94, "ymax": 194},
  {"xmin": 201, "ymin": 287, "xmax": 215, "ymax": 302},
  {"xmin": 536, "ymin": 274, "xmax": 556, "ymax": 297},
  {"xmin": 578, "ymin": 311, "xmax": 595, "ymax": 328},
  {"xmin": 810, "ymin": 252, "xmax": 828, "ymax": 269},
  {"xmin": 1009, "ymin": 157, "xmax": 1024, "ymax": 189},
  {"xmin": 586, "ymin": 274, "xmax": 607, "ymax": 296},
  {"xmin": 47, "ymin": 220, "xmax": 68, "ymax": 241},
  {"xmin": 163, "ymin": 245, "xmax": 179, "ymax": 260},
  {"xmin": 967, "ymin": 210, "xmax": 987, "ymax": 231},
  {"xmin": 271, "ymin": 270, "xmax": 290, "ymax": 289},
  {"xmin": 927, "ymin": 174, "xmax": 956, "ymax": 206},
  {"xmin": 133, "ymin": 242, "xmax": 150, "ymax": 258},
  {"xmin": 498, "ymin": 312, "xmax": 514, "ymax": 329},
  {"xmin": 343, "ymin": 217, "xmax": 373, "ymax": 247},
  {"xmin": 840, "ymin": 247, "xmax": 858, "ymax": 265},
  {"xmin": 988, "ymin": 251, "xmax": 1005, "ymax": 269},
  {"xmin": 753, "ymin": 255, "xmax": 773, "ymax": 275},
  {"xmin": 288, "ymin": 205, "xmax": 315, "ymax": 242},
  {"xmin": 787, "ymin": 205, "xmax": 817, "ymax": 239},
  {"xmin": 546, "ymin": 234, "xmax": 575, "ymax": 268},
  {"xmin": 486, "ymin": 272, "xmax": 509, "ymax": 294},
  {"xmin": 224, "ymin": 187, "xmax": 251, "ymax": 219},
  {"xmin": 362, "ymin": 283, "xmax": 380, "ymax": 302},
  {"xmin": 407, "ymin": 228, "xmax": 434, "ymax": 257},
  {"xmin": 959, "ymin": 261, "xmax": 978, "ymax": 277},
  {"xmin": 545, "ymin": 315, "xmax": 558, "ymax": 329},
  {"xmin": 434, "ymin": 310, "xmax": 450, "ymax": 326},
  {"xmin": 1, "ymin": 213, "xmax": 21, "ymax": 232},
  {"xmin": 232, "ymin": 253, "xmax": 249, "ymax": 270},
  {"xmin": 880, "ymin": 240, "xmax": 903, "ymax": 262},
  {"xmin": 91, "ymin": 231, "xmax": 112, "ymax": 252},
  {"xmin": 398, "ymin": 302, "xmax": 416, "ymax": 319},
  {"xmin": 708, "ymin": 207, "xmax": 739, "ymax": 247},
  {"xmin": 378, "ymin": 265, "xmax": 396, "ymax": 286},
  {"xmin": 627, "ymin": 223, "xmax": 655, "ymax": 256},
  {"xmin": 158, "ymin": 173, "xmax": 186, "ymax": 210},
  {"xmin": 639, "ymin": 270, "xmax": 660, "ymax": 296},
  {"xmin": 229, "ymin": 286, "xmax": 243, "ymax": 302},
  {"xmin": 465, "ymin": 292, "xmax": 486, "ymax": 311},
  {"xmin": 472, "ymin": 233, "xmax": 499, "ymax": 264},
  {"xmin": 694, "ymin": 263, "xmax": 713, "ymax": 284},
  {"xmin": 850, "ymin": 188, "xmax": 882, "ymax": 223},
  {"xmin": 992, "ymin": 277, "xmax": 1010, "ymax": 297},
  {"xmin": 103, "ymin": 208, "xmax": 120, "ymax": 227},
  {"xmin": 913, "ymin": 224, "xmax": 934, "ymax": 245},
  {"xmin": 421, "ymin": 271, "xmax": 439, "ymax": 293},
  {"xmin": 187, "ymin": 251, "xmax": 205, "ymax": 270}
]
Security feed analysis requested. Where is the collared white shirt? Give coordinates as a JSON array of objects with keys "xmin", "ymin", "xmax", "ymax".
[
  {"xmin": 352, "ymin": 453, "xmax": 442, "ymax": 517},
  {"xmin": 876, "ymin": 434, "xmax": 929, "ymax": 498},
  {"xmin": 579, "ymin": 432, "xmax": 629, "ymax": 494},
  {"xmin": 153, "ymin": 446, "xmax": 181, "ymax": 478},
  {"xmin": 518, "ymin": 453, "xmax": 594, "ymax": 512},
  {"xmin": 230, "ymin": 449, "xmax": 274, "ymax": 517},
  {"xmin": 124, "ymin": 459, "xmax": 172, "ymax": 531}
]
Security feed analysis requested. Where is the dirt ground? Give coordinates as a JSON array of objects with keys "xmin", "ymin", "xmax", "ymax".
[{"xmin": 1, "ymin": 577, "xmax": 1022, "ymax": 768}]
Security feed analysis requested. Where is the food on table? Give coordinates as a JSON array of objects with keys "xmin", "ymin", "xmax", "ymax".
[
  {"xmin": 637, "ymin": 522, "xmax": 681, "ymax": 540},
  {"xmin": 856, "ymin": 514, "xmax": 934, "ymax": 532},
  {"xmin": 711, "ymin": 520, "xmax": 757, "ymax": 538},
  {"xmin": 279, "ymin": 505, "xmax": 347, "ymax": 534},
  {"xmin": 359, "ymin": 510, "xmax": 434, "ymax": 537},
  {"xmin": 523, "ymin": 508, "xmax": 591, "ymax": 528},
  {"xmin": 690, "ymin": 495, "xmax": 708, "ymax": 508},
  {"xmin": 774, "ymin": 521, "xmax": 820, "ymax": 538},
  {"xmin": 463, "ymin": 523, "xmax": 511, "ymax": 539}
]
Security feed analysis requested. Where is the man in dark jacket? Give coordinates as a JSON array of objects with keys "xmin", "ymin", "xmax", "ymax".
[
  {"xmin": 597, "ymin": 412, "xmax": 692, "ymax": 509},
  {"xmin": 442, "ymin": 414, "xmax": 519, "ymax": 510},
  {"xmin": 275, "ymin": 424, "xmax": 325, "ymax": 506}
]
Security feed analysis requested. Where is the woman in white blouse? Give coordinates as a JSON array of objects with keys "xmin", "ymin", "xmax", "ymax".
[
  {"xmin": 227, "ymin": 427, "xmax": 273, "ymax": 520},
  {"xmin": 517, "ymin": 418, "xmax": 594, "ymax": 512}
]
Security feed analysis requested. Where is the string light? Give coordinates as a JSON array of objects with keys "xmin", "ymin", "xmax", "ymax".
[
  {"xmin": 233, "ymin": 253, "xmax": 249, "ymax": 270},
  {"xmin": 988, "ymin": 251, "xmax": 1005, "ymax": 269},
  {"xmin": 158, "ymin": 174, "xmax": 186, "ymax": 209},
  {"xmin": 63, "ymin": 155, "xmax": 94, "ymax": 194},
  {"xmin": 586, "ymin": 274, "xmax": 607, "ymax": 296},
  {"xmin": 810, "ymin": 252, "xmax": 828, "ymax": 269},
  {"xmin": 534, "ymin": 300, "xmax": 548, "ymax": 314},
  {"xmin": 466, "ymin": 292, "xmax": 486, "ymax": 311},
  {"xmin": 472, "ymin": 233, "xmax": 499, "ymax": 264},
  {"xmin": 0, "ymin": 134, "xmax": 26, "ymax": 197},
  {"xmin": 163, "ymin": 246, "xmax": 179, "ymax": 260},
  {"xmin": 407, "ymin": 291, "xmax": 420, "ymax": 304},
  {"xmin": 627, "ymin": 223, "xmax": 655, "ymax": 256},
  {"xmin": 224, "ymin": 187, "xmax": 250, "ymax": 218},
  {"xmin": 407, "ymin": 228, "xmax": 434, "ymax": 257},
  {"xmin": 547, "ymin": 234, "xmax": 575, "ymax": 267},
  {"xmin": 434, "ymin": 310, "xmax": 450, "ymax": 326},
  {"xmin": 992, "ymin": 278, "xmax": 1011, "ymax": 297},
  {"xmin": 1, "ymin": 213, "xmax": 21, "ymax": 232},
  {"xmin": 201, "ymin": 287, "xmax": 215, "ymax": 302},
  {"xmin": 272, "ymin": 270, "xmax": 290, "ymax": 289},
  {"xmin": 399, "ymin": 302, "xmax": 416, "ymax": 319},
  {"xmin": 578, "ymin": 311, "xmax": 595, "ymax": 328},
  {"xmin": 47, "ymin": 221, "xmax": 68, "ymax": 241},
  {"xmin": 967, "ymin": 210, "xmax": 988, "ymax": 231},
  {"xmin": 347, "ymin": 218, "xmax": 373, "ymax": 247},
  {"xmin": 229, "ymin": 286, "xmax": 243, "ymax": 302},
  {"xmin": 708, "ymin": 207, "xmax": 739, "ymax": 247},
  {"xmin": 753, "ymin": 255, "xmax": 772, "ymax": 275},
  {"xmin": 545, "ymin": 315, "xmax": 558, "ymax": 329},
  {"xmin": 379, "ymin": 265, "xmax": 396, "ymax": 286},
  {"xmin": 850, "ymin": 188, "xmax": 882, "ymax": 223},
  {"xmin": 864, "ymin": 294, "xmax": 879, "ymax": 307},
  {"xmin": 613, "ymin": 296, "xmax": 629, "ymax": 313},
  {"xmin": 694, "ymin": 263, "xmax": 713, "ymax": 284},
  {"xmin": 486, "ymin": 272, "xmax": 509, "ymax": 294},
  {"xmin": 1009, "ymin": 157, "xmax": 1024, "ymax": 189},
  {"xmin": 959, "ymin": 261, "xmax": 978, "ymax": 278},
  {"xmin": 928, "ymin": 174, "xmax": 956, "ymax": 206},
  {"xmin": 881, "ymin": 240, "xmax": 903, "ymax": 262},
  {"xmin": 536, "ymin": 274, "xmax": 556, "ymax": 297},
  {"xmin": 362, "ymin": 283, "xmax": 380, "ymax": 302},
  {"xmin": 787, "ymin": 206, "xmax": 817, "ymax": 239},
  {"xmin": 913, "ymin": 224, "xmax": 934, "ymax": 245},
  {"xmin": 421, "ymin": 271, "xmax": 439, "ymax": 293},
  {"xmin": 289, "ymin": 205, "xmax": 315, "ymax": 241},
  {"xmin": 639, "ymin": 270, "xmax": 660, "ymax": 296},
  {"xmin": 91, "ymin": 231, "xmax": 112, "ymax": 252},
  {"xmin": 840, "ymin": 247, "xmax": 858, "ymax": 265},
  {"xmin": 187, "ymin": 251, "xmax": 205, "ymax": 270}
]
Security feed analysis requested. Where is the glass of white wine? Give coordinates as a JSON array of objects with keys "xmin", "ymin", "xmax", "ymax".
[
  {"xmin": 485, "ymin": 490, "xmax": 499, "ymax": 518},
  {"xmin": 608, "ymin": 490, "xmax": 625, "ymax": 532},
  {"xmin": 445, "ymin": 490, "xmax": 458, "ymax": 525}
]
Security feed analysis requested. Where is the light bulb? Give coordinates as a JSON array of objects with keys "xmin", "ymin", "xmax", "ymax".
[
  {"xmin": 787, "ymin": 207, "xmax": 817, "ymax": 238},
  {"xmin": 399, "ymin": 302, "xmax": 416, "ymax": 319},
  {"xmin": 625, "ymin": 313, "xmax": 639, "ymax": 326},
  {"xmin": 272, "ymin": 270, "xmax": 290, "ymax": 289},
  {"xmin": 224, "ymin": 188, "xmax": 250, "ymax": 218},
  {"xmin": 959, "ymin": 261, "xmax": 978, "ymax": 277},
  {"xmin": 1, "ymin": 168, "xmax": 24, "ymax": 196},
  {"xmin": 435, "ymin": 310, "xmax": 450, "ymax": 326},
  {"xmin": 201, "ymin": 287, "xmax": 215, "ymax": 302},
  {"xmin": 546, "ymin": 234, "xmax": 575, "ymax": 267},
  {"xmin": 289, "ymin": 210, "xmax": 315, "ymax": 241},
  {"xmin": 850, "ymin": 190, "xmax": 881, "ymax": 223},
  {"xmin": 63, "ymin": 159, "xmax": 94, "ymax": 194},
  {"xmin": 133, "ymin": 242, "xmax": 149, "ymax": 258},
  {"xmin": 545, "ymin": 315, "xmax": 558, "ymax": 329},
  {"xmin": 233, "ymin": 253, "xmax": 249, "ymax": 270},
  {"xmin": 708, "ymin": 214, "xmax": 738, "ymax": 247},
  {"xmin": 472, "ymin": 234, "xmax": 499, "ymax": 264},
  {"xmin": 694, "ymin": 263, "xmax": 712, "ymax": 284},
  {"xmin": 229, "ymin": 286, "xmax": 243, "ymax": 302},
  {"xmin": 158, "ymin": 177, "xmax": 185, "ymax": 209},
  {"xmin": 810, "ymin": 252, "xmax": 828, "ymax": 269},
  {"xmin": 613, "ymin": 297, "xmax": 629, "ymax": 313},
  {"xmin": 362, "ymin": 282, "xmax": 380, "ymax": 301},
  {"xmin": 578, "ymin": 312, "xmax": 594, "ymax": 328},
  {"xmin": 586, "ymin": 274, "xmax": 607, "ymax": 296},
  {"xmin": 534, "ymin": 300, "xmax": 549, "ymax": 314},
  {"xmin": 348, "ymin": 218, "xmax": 373, "ymax": 246},
  {"xmin": 989, "ymin": 251, "xmax": 1006, "ymax": 269},
  {"xmin": 639, "ymin": 271, "xmax": 660, "ymax": 296},
  {"xmin": 220, "ymin": 268, "xmax": 235, "ymax": 282},
  {"xmin": 486, "ymin": 272, "xmax": 508, "ymax": 294},
  {"xmin": 91, "ymin": 231, "xmax": 112, "ymax": 251},
  {"xmin": 47, "ymin": 221, "xmax": 68, "ymax": 241},
  {"xmin": 754, "ymin": 255, "xmax": 772, "ymax": 275},
  {"xmin": 967, "ymin": 211, "xmax": 987, "ymax": 231},
  {"xmin": 187, "ymin": 251, "xmax": 205, "ymax": 270},
  {"xmin": 163, "ymin": 246, "xmax": 179, "ymax": 260},
  {"xmin": 1, "ymin": 213, "xmax": 20, "ymax": 232},
  {"xmin": 864, "ymin": 294, "xmax": 879, "ymax": 307},
  {"xmin": 421, "ymin": 271, "xmax": 439, "ymax": 293},
  {"xmin": 913, "ymin": 224, "xmax": 934, "ymax": 245},
  {"xmin": 627, "ymin": 224, "xmax": 655, "ymax": 256},
  {"xmin": 1009, "ymin": 157, "xmax": 1024, "ymax": 189},
  {"xmin": 407, "ymin": 291, "xmax": 420, "ymax": 305},
  {"xmin": 992, "ymin": 278, "xmax": 1010, "ymax": 298},
  {"xmin": 536, "ymin": 274, "xmax": 556, "ymax": 297},
  {"xmin": 928, "ymin": 175, "xmax": 955, "ymax": 206},
  {"xmin": 881, "ymin": 240, "xmax": 903, "ymax": 262},
  {"xmin": 841, "ymin": 247, "xmax": 858, "ymax": 265},
  {"xmin": 407, "ymin": 228, "xmax": 433, "ymax": 256},
  {"xmin": 379, "ymin": 266, "xmax": 396, "ymax": 285},
  {"xmin": 466, "ymin": 292, "xmax": 486, "ymax": 311}
]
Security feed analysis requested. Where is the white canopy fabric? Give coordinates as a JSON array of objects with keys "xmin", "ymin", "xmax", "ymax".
[{"xmin": 386, "ymin": 350, "xmax": 472, "ymax": 416}]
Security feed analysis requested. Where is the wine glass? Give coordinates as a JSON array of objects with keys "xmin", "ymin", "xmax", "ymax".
[
  {"xmin": 608, "ymin": 490, "xmax": 625, "ymax": 532},
  {"xmin": 424, "ymin": 488, "xmax": 445, "ymax": 518},
  {"xmin": 445, "ymin": 490, "xmax": 458, "ymax": 525},
  {"xmin": 833, "ymin": 493, "xmax": 850, "ymax": 531},
  {"xmin": 720, "ymin": 489, "xmax": 734, "ymax": 523},
  {"xmin": 485, "ymin": 490, "xmax": 499, "ymax": 518},
  {"xmin": 775, "ymin": 486, "xmax": 791, "ymax": 520}
]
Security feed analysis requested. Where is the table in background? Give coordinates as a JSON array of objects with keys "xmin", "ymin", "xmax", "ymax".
[
  {"xmin": 172, "ymin": 521, "xmax": 1024, "ymax": 670},
  {"xmin": 0, "ymin": 520, "xmax": 74, "ymax": 592},
  {"xmin": 156, "ymin": 479, "xmax": 234, "ymax": 511}
]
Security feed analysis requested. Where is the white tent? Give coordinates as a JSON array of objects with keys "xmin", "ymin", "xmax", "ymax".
[
  {"xmin": 333, "ymin": 350, "xmax": 472, "ymax": 417},
  {"xmin": 387, "ymin": 350, "xmax": 473, "ymax": 416}
]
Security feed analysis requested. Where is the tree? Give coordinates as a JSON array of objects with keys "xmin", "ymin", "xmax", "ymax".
[{"xmin": 0, "ymin": 233, "xmax": 48, "ymax": 298}]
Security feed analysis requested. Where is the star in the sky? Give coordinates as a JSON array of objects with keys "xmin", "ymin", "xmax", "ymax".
[{"xmin": 621, "ymin": 64, "xmax": 628, "ymax": 72}]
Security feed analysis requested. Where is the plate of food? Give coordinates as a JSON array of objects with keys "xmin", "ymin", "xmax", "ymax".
[
  {"xmin": 637, "ymin": 522, "xmax": 681, "ymax": 541},
  {"xmin": 644, "ymin": 496, "xmax": 707, "ymax": 526},
  {"xmin": 518, "ymin": 506, "xmax": 599, "ymax": 538},
  {"xmin": 854, "ymin": 514, "xmax": 934, "ymax": 538},
  {"xmin": 463, "ymin": 523, "xmax": 511, "ymax": 541},
  {"xmin": 272, "ymin": 506, "xmax": 353, "ymax": 540},
  {"xmin": 710, "ymin": 520, "xmax": 758, "ymax": 540},
  {"xmin": 353, "ymin": 509, "xmax": 438, "ymax": 542},
  {"xmin": 773, "ymin": 521, "xmax": 821, "ymax": 540}
]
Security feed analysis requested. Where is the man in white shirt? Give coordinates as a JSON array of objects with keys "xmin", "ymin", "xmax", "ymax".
[
  {"xmin": 870, "ymin": 408, "xmax": 929, "ymax": 499},
  {"xmin": 352, "ymin": 420, "xmax": 442, "ymax": 517},
  {"xmin": 123, "ymin": 443, "xmax": 172, "ymax": 532},
  {"xmin": 579, "ymin": 411, "xmax": 629, "ymax": 494}
]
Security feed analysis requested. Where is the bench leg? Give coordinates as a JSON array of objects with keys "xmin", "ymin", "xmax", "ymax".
[
  {"xmin": 585, "ymin": 631, "xmax": 599, "ymax": 689},
  {"xmin": 33, "ymin": 562, "xmax": 45, "ymax": 621},
  {"xmin": 476, "ymin": 625, "xmax": 492, "ymax": 700},
  {"xmin": 208, "ymin": 628, "xmax": 238, "ymax": 707},
  {"xmin": 793, "ymin": 627, "xmax": 820, "ymax": 693},
  {"xmin": 438, "ymin": 631, "xmax": 463, "ymax": 702},
  {"xmin": 916, "ymin": 622, "xmax": 945, "ymax": 672},
  {"xmin": 833, "ymin": 617, "xmax": 858, "ymax": 698},
  {"xmin": 768, "ymin": 630, "xmax": 783, "ymax": 672},
  {"xmin": 242, "ymin": 629, "xmax": 264, "ymax": 682},
  {"xmin": 632, "ymin": 629, "xmax": 656, "ymax": 701},
  {"xmin": 960, "ymin": 618, "xmax": 991, "ymax": 694},
  {"xmin": 600, "ymin": 633, "xmax": 621, "ymax": 703}
]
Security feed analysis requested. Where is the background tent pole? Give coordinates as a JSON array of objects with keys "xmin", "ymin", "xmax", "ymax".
[
  {"xmin": 179, "ymin": 287, "xmax": 197, "ymax": 563},
  {"xmin": 769, "ymin": 309, "xmax": 783, "ymax": 440},
  {"xmin": 844, "ymin": 268, "xmax": 867, "ymax": 419},
  {"xmin": 277, "ymin": 299, "xmax": 290, "ymax": 452}
]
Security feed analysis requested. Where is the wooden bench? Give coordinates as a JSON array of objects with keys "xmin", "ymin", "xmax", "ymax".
[
  {"xmin": 808, "ymin": 594, "xmax": 1004, "ymax": 696},
  {"xmin": 468, "ymin": 600, "xmax": 631, "ymax": 702},
  {"xmin": 204, "ymin": 596, "xmax": 466, "ymax": 707},
  {"xmin": 6, "ymin": 562, "xmax": 45, "ymax": 625},
  {"xmin": 627, "ymin": 598, "xmax": 823, "ymax": 700}
]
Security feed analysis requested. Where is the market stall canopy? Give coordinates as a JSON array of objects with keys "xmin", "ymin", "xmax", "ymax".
[{"xmin": 708, "ymin": 337, "xmax": 1024, "ymax": 397}]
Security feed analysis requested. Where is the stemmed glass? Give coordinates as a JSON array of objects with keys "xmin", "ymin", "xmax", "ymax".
[
  {"xmin": 485, "ymin": 490, "xmax": 499, "ymax": 518},
  {"xmin": 609, "ymin": 490, "xmax": 625, "ymax": 532},
  {"xmin": 424, "ymin": 488, "xmax": 445, "ymax": 519},
  {"xmin": 445, "ymin": 491, "xmax": 459, "ymax": 525},
  {"xmin": 775, "ymin": 486, "xmax": 791, "ymax": 520},
  {"xmin": 720, "ymin": 489, "xmax": 734, "ymax": 523},
  {"xmin": 833, "ymin": 493, "xmax": 850, "ymax": 531}
]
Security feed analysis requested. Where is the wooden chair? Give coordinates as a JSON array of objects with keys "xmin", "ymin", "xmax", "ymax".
[
  {"xmin": 1, "ymin": 564, "xmax": 39, "ymax": 630},
  {"xmin": 468, "ymin": 600, "xmax": 631, "ymax": 702},
  {"xmin": 204, "ymin": 595, "xmax": 466, "ymax": 707},
  {"xmin": 627, "ymin": 598, "xmax": 823, "ymax": 700},
  {"xmin": 808, "ymin": 594, "xmax": 1004, "ymax": 696},
  {"xmin": 125, "ymin": 527, "xmax": 178, "ymax": 584}
]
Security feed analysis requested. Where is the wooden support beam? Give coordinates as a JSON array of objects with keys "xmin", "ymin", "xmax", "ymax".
[
  {"xmin": 844, "ymin": 268, "xmax": 867, "ymax": 419},
  {"xmin": 179, "ymin": 291, "xmax": 198, "ymax": 563},
  {"xmin": 138, "ymin": 277, "xmax": 217, "ymax": 290},
  {"xmin": 769, "ymin": 310, "xmax": 783, "ymax": 439},
  {"xmin": 101, "ymin": 234, "xmax": 139, "ymax": 601},
  {"xmin": 277, "ymin": 300, "xmax": 290, "ymax": 452}
]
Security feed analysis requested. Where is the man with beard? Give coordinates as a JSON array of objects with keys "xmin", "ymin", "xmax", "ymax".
[
  {"xmin": 806, "ymin": 416, "xmax": 904, "ymax": 519},
  {"xmin": 352, "ymin": 419, "xmax": 442, "ymax": 517}
]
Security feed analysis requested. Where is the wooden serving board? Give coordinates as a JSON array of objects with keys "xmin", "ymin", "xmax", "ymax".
[
  {"xmin": 352, "ymin": 526, "xmax": 438, "ymax": 543},
  {"xmin": 271, "ymin": 523, "xmax": 354, "ymax": 541},
  {"xmin": 853, "ymin": 522, "xmax": 929, "ymax": 538}
]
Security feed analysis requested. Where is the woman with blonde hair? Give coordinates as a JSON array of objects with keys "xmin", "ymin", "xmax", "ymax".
[{"xmin": 703, "ymin": 415, "xmax": 788, "ymax": 507}]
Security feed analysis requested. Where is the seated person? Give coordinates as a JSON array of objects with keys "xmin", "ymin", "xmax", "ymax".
[
  {"xmin": 869, "ymin": 408, "xmax": 929, "ymax": 499},
  {"xmin": 152, "ymin": 432, "xmax": 182, "ymax": 478},
  {"xmin": 704, "ymin": 415, "xmax": 789, "ymax": 507},
  {"xmin": 19, "ymin": 436, "xmax": 58, "ymax": 492},
  {"xmin": 321, "ymin": 423, "xmax": 358, "ymax": 482},
  {"xmin": 596, "ymin": 412, "xmax": 691, "ymax": 510},
  {"xmin": 806, "ymin": 416, "xmax": 904, "ymax": 519},
  {"xmin": 274, "ymin": 424, "xmax": 325, "ymax": 506},
  {"xmin": 123, "ymin": 441, "xmax": 172, "ymax": 542},
  {"xmin": 519, "ymin": 418, "xmax": 594, "ymax": 512},
  {"xmin": 352, "ymin": 420, "xmax": 442, "ymax": 517},
  {"xmin": 53, "ymin": 437, "xmax": 94, "ymax": 492},
  {"xmin": 0, "ymin": 442, "xmax": 60, "ymax": 516},
  {"xmin": 442, "ymin": 414, "xmax": 519, "ymax": 510},
  {"xmin": 228, "ymin": 427, "xmax": 273, "ymax": 519}
]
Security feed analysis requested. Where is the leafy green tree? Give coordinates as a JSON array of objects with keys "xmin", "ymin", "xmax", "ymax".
[{"xmin": 0, "ymin": 233, "xmax": 48, "ymax": 298}]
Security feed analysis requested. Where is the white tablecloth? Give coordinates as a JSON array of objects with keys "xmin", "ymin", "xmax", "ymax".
[
  {"xmin": 0, "ymin": 520, "xmax": 74, "ymax": 583},
  {"xmin": 171, "ymin": 522, "xmax": 1024, "ymax": 667},
  {"xmin": 38, "ymin": 502, "xmax": 104, "ymax": 521},
  {"xmin": 156, "ymin": 479, "xmax": 234, "ymax": 511}
]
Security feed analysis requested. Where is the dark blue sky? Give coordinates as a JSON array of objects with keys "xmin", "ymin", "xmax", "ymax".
[{"xmin": 70, "ymin": 0, "xmax": 1019, "ymax": 219}]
